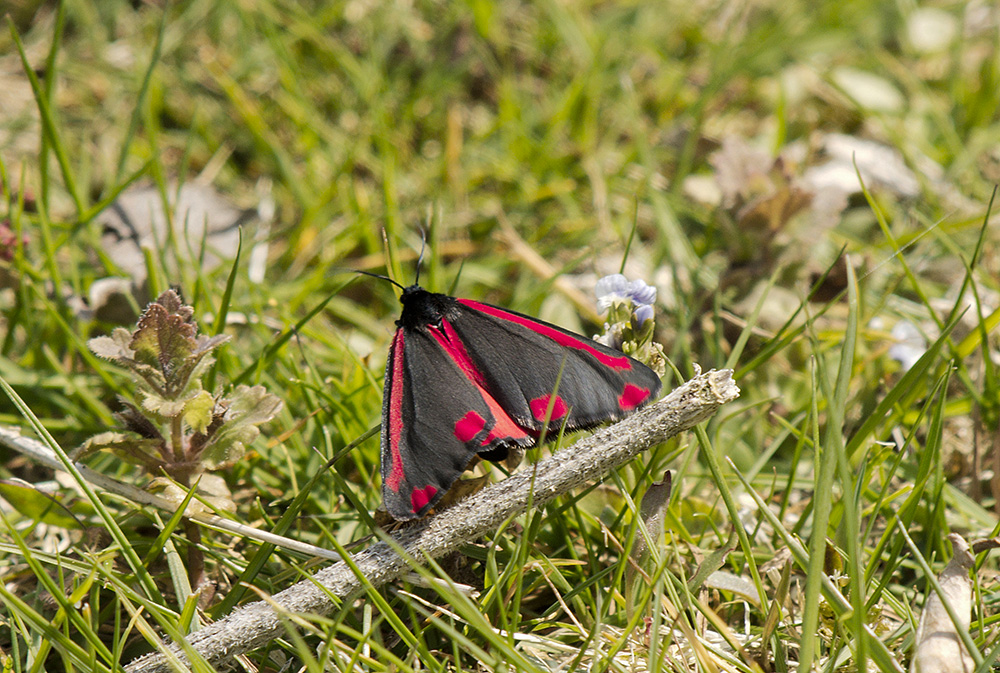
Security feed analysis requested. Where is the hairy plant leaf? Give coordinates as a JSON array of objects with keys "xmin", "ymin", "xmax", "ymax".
[
  {"xmin": 88, "ymin": 327, "xmax": 135, "ymax": 361},
  {"xmin": 199, "ymin": 385, "xmax": 282, "ymax": 470},
  {"xmin": 141, "ymin": 388, "xmax": 203, "ymax": 419},
  {"xmin": 78, "ymin": 431, "xmax": 166, "ymax": 470},
  {"xmin": 113, "ymin": 398, "xmax": 163, "ymax": 440},
  {"xmin": 183, "ymin": 390, "xmax": 216, "ymax": 434},
  {"xmin": 130, "ymin": 300, "xmax": 197, "ymax": 371},
  {"xmin": 168, "ymin": 345, "xmax": 224, "ymax": 396}
]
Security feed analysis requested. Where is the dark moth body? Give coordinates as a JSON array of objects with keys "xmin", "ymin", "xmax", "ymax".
[{"xmin": 381, "ymin": 284, "xmax": 662, "ymax": 520}]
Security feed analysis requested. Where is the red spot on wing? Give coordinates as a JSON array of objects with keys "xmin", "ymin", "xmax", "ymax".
[
  {"xmin": 618, "ymin": 383, "xmax": 651, "ymax": 411},
  {"xmin": 530, "ymin": 394, "xmax": 568, "ymax": 421},
  {"xmin": 411, "ymin": 484, "xmax": 438, "ymax": 513},
  {"xmin": 385, "ymin": 330, "xmax": 407, "ymax": 492},
  {"xmin": 455, "ymin": 411, "xmax": 486, "ymax": 442},
  {"xmin": 458, "ymin": 299, "xmax": 633, "ymax": 371}
]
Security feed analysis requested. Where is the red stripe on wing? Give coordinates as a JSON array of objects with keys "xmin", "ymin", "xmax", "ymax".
[
  {"xmin": 457, "ymin": 299, "xmax": 634, "ymax": 371},
  {"xmin": 429, "ymin": 320, "xmax": 488, "ymax": 387},
  {"xmin": 479, "ymin": 387, "xmax": 532, "ymax": 446},
  {"xmin": 384, "ymin": 330, "xmax": 407, "ymax": 492},
  {"xmin": 428, "ymin": 320, "xmax": 532, "ymax": 446}
]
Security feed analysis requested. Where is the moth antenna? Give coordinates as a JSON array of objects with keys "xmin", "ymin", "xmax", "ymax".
[
  {"xmin": 414, "ymin": 228, "xmax": 427, "ymax": 286},
  {"xmin": 356, "ymin": 269, "xmax": 406, "ymax": 291}
]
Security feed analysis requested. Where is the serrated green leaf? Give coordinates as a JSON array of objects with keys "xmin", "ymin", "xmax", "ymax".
[
  {"xmin": 128, "ymin": 360, "xmax": 167, "ymax": 391},
  {"xmin": 154, "ymin": 289, "xmax": 188, "ymax": 316},
  {"xmin": 76, "ymin": 430, "xmax": 134, "ymax": 459},
  {"xmin": 198, "ymin": 385, "xmax": 282, "ymax": 470},
  {"xmin": 168, "ymin": 336, "xmax": 229, "ymax": 393},
  {"xmin": 183, "ymin": 390, "xmax": 215, "ymax": 434},
  {"xmin": 227, "ymin": 384, "xmax": 283, "ymax": 425},
  {"xmin": 79, "ymin": 431, "xmax": 163, "ymax": 465},
  {"xmin": 141, "ymin": 386, "xmax": 205, "ymax": 419},
  {"xmin": 77, "ymin": 431, "xmax": 166, "ymax": 470},
  {"xmin": 167, "ymin": 351, "xmax": 215, "ymax": 397},
  {"xmin": 130, "ymin": 302, "xmax": 197, "ymax": 370},
  {"xmin": 195, "ymin": 334, "xmax": 231, "ymax": 355},
  {"xmin": 87, "ymin": 328, "xmax": 135, "ymax": 361},
  {"xmin": 199, "ymin": 424, "xmax": 256, "ymax": 471}
]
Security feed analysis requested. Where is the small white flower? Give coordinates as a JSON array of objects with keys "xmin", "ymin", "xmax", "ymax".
[{"xmin": 593, "ymin": 322, "xmax": 624, "ymax": 350}]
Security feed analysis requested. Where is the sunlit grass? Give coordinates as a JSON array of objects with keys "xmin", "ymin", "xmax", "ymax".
[{"xmin": 2, "ymin": 0, "xmax": 999, "ymax": 671}]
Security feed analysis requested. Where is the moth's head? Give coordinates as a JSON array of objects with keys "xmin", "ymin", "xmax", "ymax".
[
  {"xmin": 396, "ymin": 285, "xmax": 458, "ymax": 331},
  {"xmin": 399, "ymin": 284, "xmax": 425, "ymax": 303}
]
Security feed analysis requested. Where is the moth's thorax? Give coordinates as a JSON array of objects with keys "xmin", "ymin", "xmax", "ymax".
[{"xmin": 397, "ymin": 285, "xmax": 460, "ymax": 331}]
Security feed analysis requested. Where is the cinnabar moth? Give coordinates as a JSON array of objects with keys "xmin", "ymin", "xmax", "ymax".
[{"xmin": 380, "ymin": 282, "xmax": 662, "ymax": 520}]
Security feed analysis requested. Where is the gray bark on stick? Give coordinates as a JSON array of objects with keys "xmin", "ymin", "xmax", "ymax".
[{"xmin": 126, "ymin": 369, "xmax": 739, "ymax": 673}]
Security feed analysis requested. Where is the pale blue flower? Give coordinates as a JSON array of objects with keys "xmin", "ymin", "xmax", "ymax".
[
  {"xmin": 592, "ymin": 274, "xmax": 664, "ymax": 376},
  {"xmin": 595, "ymin": 274, "xmax": 657, "ymax": 312},
  {"xmin": 632, "ymin": 304, "xmax": 654, "ymax": 326}
]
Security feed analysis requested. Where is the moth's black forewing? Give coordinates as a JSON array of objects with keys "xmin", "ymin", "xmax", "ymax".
[
  {"xmin": 380, "ymin": 330, "xmax": 480, "ymax": 518},
  {"xmin": 448, "ymin": 302, "xmax": 662, "ymax": 431},
  {"xmin": 380, "ymin": 285, "xmax": 662, "ymax": 520}
]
